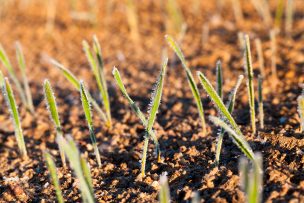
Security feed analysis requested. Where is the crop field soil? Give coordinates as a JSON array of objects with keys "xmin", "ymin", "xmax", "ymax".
[{"xmin": 0, "ymin": 0, "xmax": 303, "ymax": 202}]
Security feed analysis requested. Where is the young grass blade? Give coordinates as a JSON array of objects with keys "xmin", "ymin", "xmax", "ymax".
[
  {"xmin": 215, "ymin": 75, "xmax": 244, "ymax": 164},
  {"xmin": 209, "ymin": 116, "xmax": 255, "ymax": 160},
  {"xmin": 239, "ymin": 153, "xmax": 263, "ymax": 203},
  {"xmin": 244, "ymin": 35, "xmax": 256, "ymax": 134},
  {"xmin": 80, "ymin": 81, "xmax": 101, "ymax": 167},
  {"xmin": 49, "ymin": 58, "xmax": 107, "ymax": 122},
  {"xmin": 146, "ymin": 58, "xmax": 167, "ymax": 133},
  {"xmin": 44, "ymin": 79, "xmax": 66, "ymax": 167},
  {"xmin": 197, "ymin": 71, "xmax": 242, "ymax": 136},
  {"xmin": 141, "ymin": 58, "xmax": 167, "ymax": 176},
  {"xmin": 83, "ymin": 37, "xmax": 111, "ymax": 127},
  {"xmin": 216, "ymin": 60, "xmax": 223, "ymax": 100},
  {"xmin": 258, "ymin": 76, "xmax": 264, "ymax": 129},
  {"xmin": 0, "ymin": 44, "xmax": 28, "ymax": 109},
  {"xmin": 56, "ymin": 135, "xmax": 95, "ymax": 203},
  {"xmin": 1, "ymin": 77, "xmax": 27, "ymax": 158},
  {"xmin": 44, "ymin": 152, "xmax": 64, "ymax": 203},
  {"xmin": 275, "ymin": 0, "xmax": 284, "ymax": 30},
  {"xmin": 141, "ymin": 133, "xmax": 149, "ymax": 177},
  {"xmin": 159, "ymin": 172, "xmax": 170, "ymax": 203},
  {"xmin": 298, "ymin": 94, "xmax": 304, "ymax": 133},
  {"xmin": 112, "ymin": 67, "xmax": 161, "ymax": 160},
  {"xmin": 80, "ymin": 156, "xmax": 94, "ymax": 196},
  {"xmin": 15, "ymin": 42, "xmax": 34, "ymax": 114},
  {"xmin": 270, "ymin": 30, "xmax": 278, "ymax": 82},
  {"xmin": 165, "ymin": 35, "xmax": 206, "ymax": 134}
]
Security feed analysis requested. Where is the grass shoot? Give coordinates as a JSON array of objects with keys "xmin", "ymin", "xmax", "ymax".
[
  {"xmin": 159, "ymin": 172, "xmax": 170, "ymax": 203},
  {"xmin": 82, "ymin": 35, "xmax": 111, "ymax": 127},
  {"xmin": 56, "ymin": 134, "xmax": 95, "ymax": 203},
  {"xmin": 209, "ymin": 116, "xmax": 255, "ymax": 160},
  {"xmin": 80, "ymin": 81, "xmax": 102, "ymax": 167},
  {"xmin": 165, "ymin": 35, "xmax": 207, "ymax": 134},
  {"xmin": 0, "ymin": 43, "xmax": 33, "ymax": 113},
  {"xmin": 258, "ymin": 75, "xmax": 264, "ymax": 129},
  {"xmin": 216, "ymin": 60, "xmax": 223, "ymax": 100},
  {"xmin": 0, "ymin": 74, "xmax": 27, "ymax": 158},
  {"xmin": 239, "ymin": 153, "xmax": 263, "ymax": 203},
  {"xmin": 43, "ymin": 79, "xmax": 66, "ymax": 167},
  {"xmin": 270, "ymin": 30, "xmax": 278, "ymax": 83},
  {"xmin": 244, "ymin": 35, "xmax": 256, "ymax": 134},
  {"xmin": 215, "ymin": 75, "xmax": 244, "ymax": 164},
  {"xmin": 112, "ymin": 67, "xmax": 161, "ymax": 163},
  {"xmin": 126, "ymin": 0, "xmax": 139, "ymax": 42},
  {"xmin": 285, "ymin": 0, "xmax": 294, "ymax": 35},
  {"xmin": 44, "ymin": 152, "xmax": 64, "ymax": 203},
  {"xmin": 15, "ymin": 42, "xmax": 34, "ymax": 114},
  {"xmin": 48, "ymin": 57, "xmax": 108, "ymax": 124},
  {"xmin": 113, "ymin": 58, "xmax": 167, "ymax": 177}
]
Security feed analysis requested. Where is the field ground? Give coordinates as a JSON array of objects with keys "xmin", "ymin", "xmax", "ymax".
[{"xmin": 0, "ymin": 0, "xmax": 303, "ymax": 202}]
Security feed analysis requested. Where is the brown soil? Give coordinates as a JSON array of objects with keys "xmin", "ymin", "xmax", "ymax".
[{"xmin": 0, "ymin": 0, "xmax": 303, "ymax": 202}]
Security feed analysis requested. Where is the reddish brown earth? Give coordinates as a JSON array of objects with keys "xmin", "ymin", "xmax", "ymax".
[{"xmin": 0, "ymin": 0, "xmax": 303, "ymax": 202}]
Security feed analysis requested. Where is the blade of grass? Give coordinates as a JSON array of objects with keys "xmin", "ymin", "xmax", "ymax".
[
  {"xmin": 244, "ymin": 35, "xmax": 256, "ymax": 134},
  {"xmin": 1, "ymin": 76, "xmax": 27, "ymax": 158},
  {"xmin": 216, "ymin": 60, "xmax": 223, "ymax": 100},
  {"xmin": 0, "ymin": 44, "xmax": 28, "ymax": 110},
  {"xmin": 80, "ymin": 155, "xmax": 94, "ymax": 196},
  {"xmin": 15, "ymin": 42, "xmax": 34, "ymax": 114},
  {"xmin": 49, "ymin": 58, "xmax": 108, "ymax": 123},
  {"xmin": 83, "ymin": 36, "xmax": 111, "ymax": 127},
  {"xmin": 112, "ymin": 67, "xmax": 161, "ymax": 161},
  {"xmin": 44, "ymin": 152, "xmax": 64, "ymax": 203},
  {"xmin": 197, "ymin": 71, "xmax": 242, "ymax": 135},
  {"xmin": 159, "ymin": 172, "xmax": 170, "ymax": 203},
  {"xmin": 209, "ymin": 116, "xmax": 255, "ymax": 160},
  {"xmin": 56, "ymin": 135, "xmax": 95, "ymax": 203},
  {"xmin": 141, "ymin": 58, "xmax": 167, "ymax": 177},
  {"xmin": 239, "ymin": 153, "xmax": 263, "ymax": 203},
  {"xmin": 80, "ymin": 81, "xmax": 101, "ymax": 167},
  {"xmin": 165, "ymin": 35, "xmax": 206, "ymax": 134},
  {"xmin": 43, "ymin": 79, "xmax": 66, "ymax": 167},
  {"xmin": 258, "ymin": 75, "xmax": 264, "ymax": 129},
  {"xmin": 215, "ymin": 75, "xmax": 244, "ymax": 164}
]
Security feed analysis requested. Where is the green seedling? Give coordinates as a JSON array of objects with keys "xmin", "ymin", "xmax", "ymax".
[
  {"xmin": 165, "ymin": 35, "xmax": 206, "ymax": 134},
  {"xmin": 82, "ymin": 35, "xmax": 111, "ymax": 127},
  {"xmin": 239, "ymin": 153, "xmax": 263, "ymax": 203},
  {"xmin": 113, "ymin": 58, "xmax": 167, "ymax": 177},
  {"xmin": 258, "ymin": 76, "xmax": 264, "ymax": 129},
  {"xmin": 80, "ymin": 81, "xmax": 101, "ymax": 167},
  {"xmin": 0, "ymin": 75, "xmax": 27, "ymax": 158},
  {"xmin": 216, "ymin": 60, "xmax": 223, "ymax": 100},
  {"xmin": 44, "ymin": 152, "xmax": 64, "ymax": 203},
  {"xmin": 43, "ymin": 79, "xmax": 66, "ymax": 167},
  {"xmin": 126, "ymin": 0, "xmax": 139, "ymax": 42},
  {"xmin": 275, "ymin": 0, "xmax": 284, "ymax": 30},
  {"xmin": 254, "ymin": 38, "xmax": 265, "ymax": 78},
  {"xmin": 56, "ymin": 135, "xmax": 95, "ymax": 203},
  {"xmin": 49, "ymin": 58, "xmax": 108, "ymax": 124},
  {"xmin": 0, "ymin": 44, "xmax": 33, "ymax": 113},
  {"xmin": 238, "ymin": 32, "xmax": 245, "ymax": 50},
  {"xmin": 159, "ymin": 172, "xmax": 170, "ymax": 203},
  {"xmin": 15, "ymin": 42, "xmax": 34, "ymax": 114},
  {"xmin": 244, "ymin": 35, "xmax": 256, "ymax": 134},
  {"xmin": 215, "ymin": 75, "xmax": 244, "ymax": 164},
  {"xmin": 209, "ymin": 116, "xmax": 255, "ymax": 160},
  {"xmin": 298, "ymin": 94, "xmax": 304, "ymax": 133},
  {"xmin": 45, "ymin": 0, "xmax": 57, "ymax": 32},
  {"xmin": 285, "ymin": 0, "xmax": 294, "ymax": 35},
  {"xmin": 197, "ymin": 72, "xmax": 254, "ymax": 160}
]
